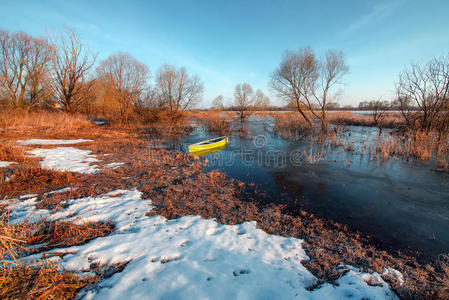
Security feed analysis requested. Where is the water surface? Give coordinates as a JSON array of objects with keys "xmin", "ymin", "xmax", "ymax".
[{"xmin": 166, "ymin": 116, "xmax": 449, "ymax": 257}]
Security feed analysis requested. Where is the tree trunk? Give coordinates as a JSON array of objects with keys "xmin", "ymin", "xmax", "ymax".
[{"xmin": 295, "ymin": 100, "xmax": 313, "ymax": 127}]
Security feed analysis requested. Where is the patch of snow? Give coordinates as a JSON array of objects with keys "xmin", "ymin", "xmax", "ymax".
[
  {"xmin": 49, "ymin": 190, "xmax": 146, "ymax": 232},
  {"xmin": 9, "ymin": 189, "xmax": 398, "ymax": 299},
  {"xmin": 93, "ymin": 120, "xmax": 106, "ymax": 125},
  {"xmin": 28, "ymin": 147, "xmax": 99, "ymax": 174},
  {"xmin": 105, "ymin": 162, "xmax": 124, "ymax": 169},
  {"xmin": 314, "ymin": 270, "xmax": 393, "ymax": 299},
  {"xmin": 6, "ymin": 196, "xmax": 49, "ymax": 224},
  {"xmin": 44, "ymin": 187, "xmax": 76, "ymax": 195},
  {"xmin": 19, "ymin": 193, "xmax": 39, "ymax": 200},
  {"xmin": 0, "ymin": 161, "xmax": 16, "ymax": 167},
  {"xmin": 383, "ymin": 267, "xmax": 405, "ymax": 285},
  {"xmin": 18, "ymin": 139, "xmax": 93, "ymax": 145}
]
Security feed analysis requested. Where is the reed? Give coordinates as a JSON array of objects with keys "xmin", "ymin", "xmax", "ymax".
[
  {"xmin": 303, "ymin": 142, "xmax": 322, "ymax": 164},
  {"xmin": 199, "ymin": 111, "xmax": 233, "ymax": 135},
  {"xmin": 0, "ymin": 109, "xmax": 94, "ymax": 137},
  {"xmin": 272, "ymin": 112, "xmax": 312, "ymax": 140},
  {"xmin": 327, "ymin": 111, "xmax": 404, "ymax": 128},
  {"xmin": 370, "ymin": 131, "xmax": 449, "ymax": 164}
]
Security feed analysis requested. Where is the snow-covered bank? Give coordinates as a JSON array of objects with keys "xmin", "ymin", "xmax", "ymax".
[
  {"xmin": 16, "ymin": 139, "xmax": 124, "ymax": 173},
  {"xmin": 18, "ymin": 139, "xmax": 93, "ymax": 145},
  {"xmin": 10, "ymin": 189, "xmax": 398, "ymax": 299},
  {"xmin": 28, "ymin": 147, "xmax": 99, "ymax": 174}
]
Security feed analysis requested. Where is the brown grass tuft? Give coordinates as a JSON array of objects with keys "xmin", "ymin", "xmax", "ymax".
[
  {"xmin": 15, "ymin": 219, "xmax": 115, "ymax": 254},
  {"xmin": 0, "ymin": 261, "xmax": 96, "ymax": 300},
  {"xmin": 0, "ymin": 212, "xmax": 25, "ymax": 264},
  {"xmin": 1, "ymin": 167, "xmax": 76, "ymax": 198},
  {"xmin": 199, "ymin": 111, "xmax": 233, "ymax": 135},
  {"xmin": 1, "ymin": 212, "xmax": 114, "ymax": 258},
  {"xmin": 272, "ymin": 112, "xmax": 312, "ymax": 140}
]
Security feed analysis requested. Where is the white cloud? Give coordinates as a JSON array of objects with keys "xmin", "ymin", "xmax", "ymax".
[{"xmin": 339, "ymin": 0, "xmax": 406, "ymax": 39}]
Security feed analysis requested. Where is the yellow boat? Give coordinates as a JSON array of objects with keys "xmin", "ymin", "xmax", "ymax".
[
  {"xmin": 188, "ymin": 136, "xmax": 229, "ymax": 153},
  {"xmin": 189, "ymin": 144, "xmax": 227, "ymax": 157}
]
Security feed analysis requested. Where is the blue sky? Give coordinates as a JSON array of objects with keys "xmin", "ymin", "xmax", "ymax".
[{"xmin": 1, "ymin": 0, "xmax": 448, "ymax": 107}]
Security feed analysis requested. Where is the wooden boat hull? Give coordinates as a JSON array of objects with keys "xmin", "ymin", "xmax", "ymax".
[
  {"xmin": 188, "ymin": 136, "xmax": 229, "ymax": 153},
  {"xmin": 189, "ymin": 144, "xmax": 227, "ymax": 157}
]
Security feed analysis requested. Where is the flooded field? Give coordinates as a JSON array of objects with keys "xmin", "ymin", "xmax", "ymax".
[{"xmin": 167, "ymin": 116, "xmax": 449, "ymax": 257}]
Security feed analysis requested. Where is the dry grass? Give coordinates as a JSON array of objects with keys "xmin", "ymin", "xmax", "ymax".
[
  {"xmin": 2, "ymin": 110, "xmax": 449, "ymax": 298},
  {"xmin": 0, "ymin": 212, "xmax": 25, "ymax": 264},
  {"xmin": 327, "ymin": 111, "xmax": 404, "ymax": 128},
  {"xmin": 199, "ymin": 111, "xmax": 233, "ymax": 135},
  {"xmin": 1, "ymin": 213, "xmax": 114, "ymax": 258},
  {"xmin": 366, "ymin": 131, "xmax": 449, "ymax": 166},
  {"xmin": 268, "ymin": 110, "xmax": 449, "ymax": 169},
  {"xmin": 0, "ymin": 210, "xmax": 113, "ymax": 299},
  {"xmin": 267, "ymin": 111, "xmax": 404, "ymax": 134},
  {"xmin": 133, "ymin": 110, "xmax": 196, "ymax": 137},
  {"xmin": 0, "ymin": 111, "xmax": 202, "ymax": 298},
  {"xmin": 272, "ymin": 112, "xmax": 312, "ymax": 139},
  {"xmin": 139, "ymin": 120, "xmax": 195, "ymax": 137},
  {"xmin": 0, "ymin": 140, "xmax": 28, "ymax": 163},
  {"xmin": 1, "ymin": 167, "xmax": 76, "ymax": 198},
  {"xmin": 0, "ymin": 109, "xmax": 95, "ymax": 138},
  {"xmin": 17, "ymin": 220, "xmax": 115, "ymax": 254},
  {"xmin": 0, "ymin": 262, "xmax": 96, "ymax": 300}
]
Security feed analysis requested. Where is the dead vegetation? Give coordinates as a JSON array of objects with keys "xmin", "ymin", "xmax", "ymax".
[
  {"xmin": 1, "ymin": 167, "xmax": 76, "ymax": 197},
  {"xmin": 0, "ymin": 109, "xmax": 95, "ymax": 137},
  {"xmin": 0, "ymin": 262, "xmax": 96, "ymax": 300},
  {"xmin": 16, "ymin": 219, "xmax": 115, "ymax": 254},
  {"xmin": 367, "ymin": 131, "xmax": 449, "ymax": 164},
  {"xmin": 328, "ymin": 111, "xmax": 404, "ymax": 129},
  {"xmin": 1, "ymin": 212, "xmax": 114, "ymax": 257},
  {"xmin": 0, "ymin": 140, "xmax": 28, "ymax": 164},
  {"xmin": 272, "ymin": 112, "xmax": 312, "ymax": 139},
  {"xmin": 199, "ymin": 110, "xmax": 233, "ymax": 135},
  {"xmin": 0, "ymin": 211, "xmax": 110, "ymax": 299},
  {"xmin": 271, "ymin": 111, "xmax": 403, "ymax": 140},
  {"xmin": 1, "ymin": 110, "xmax": 448, "ymax": 298},
  {"xmin": 269, "ymin": 111, "xmax": 449, "ymax": 170}
]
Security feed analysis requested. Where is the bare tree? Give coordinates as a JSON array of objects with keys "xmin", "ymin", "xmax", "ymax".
[
  {"xmin": 234, "ymin": 83, "xmax": 255, "ymax": 123},
  {"xmin": 0, "ymin": 30, "xmax": 51, "ymax": 109},
  {"xmin": 307, "ymin": 50, "xmax": 348, "ymax": 131},
  {"xmin": 254, "ymin": 89, "xmax": 270, "ymax": 110},
  {"xmin": 270, "ymin": 47, "xmax": 316, "ymax": 127},
  {"xmin": 49, "ymin": 29, "xmax": 95, "ymax": 112},
  {"xmin": 96, "ymin": 52, "xmax": 150, "ymax": 121},
  {"xmin": 270, "ymin": 48, "xmax": 348, "ymax": 131},
  {"xmin": 28, "ymin": 38, "xmax": 52, "ymax": 106},
  {"xmin": 156, "ymin": 64, "xmax": 203, "ymax": 119},
  {"xmin": 396, "ymin": 54, "xmax": 449, "ymax": 132},
  {"xmin": 371, "ymin": 98, "xmax": 390, "ymax": 135},
  {"xmin": 212, "ymin": 95, "xmax": 225, "ymax": 110}
]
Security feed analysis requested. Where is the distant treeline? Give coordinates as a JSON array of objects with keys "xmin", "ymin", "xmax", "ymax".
[{"xmin": 0, "ymin": 28, "xmax": 203, "ymax": 123}]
